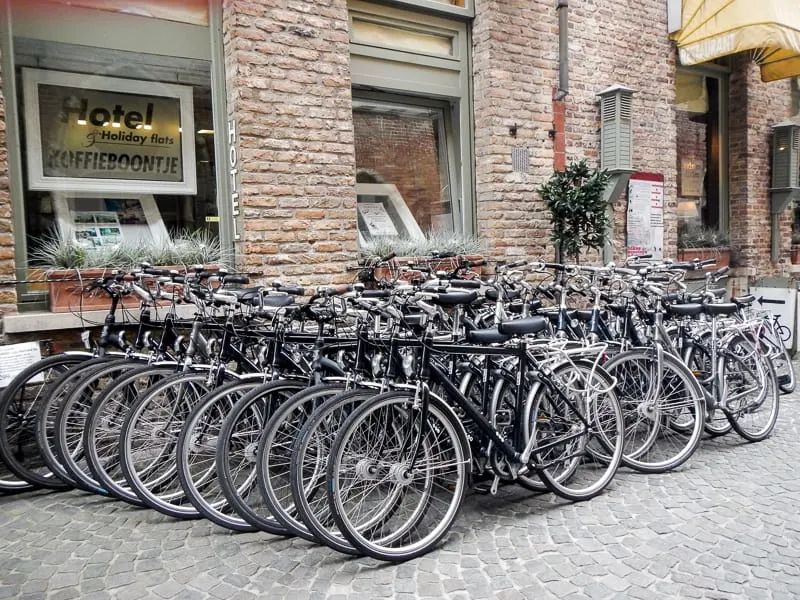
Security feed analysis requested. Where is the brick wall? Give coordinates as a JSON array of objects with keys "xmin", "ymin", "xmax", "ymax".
[
  {"xmin": 472, "ymin": 0, "xmax": 677, "ymax": 263},
  {"xmin": 222, "ymin": 0, "xmax": 357, "ymax": 285},
  {"xmin": 0, "ymin": 45, "xmax": 17, "ymax": 317},
  {"xmin": 728, "ymin": 55, "xmax": 793, "ymax": 278}
]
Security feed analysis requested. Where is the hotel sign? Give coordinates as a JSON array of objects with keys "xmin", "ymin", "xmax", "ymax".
[{"xmin": 23, "ymin": 68, "xmax": 196, "ymax": 194}]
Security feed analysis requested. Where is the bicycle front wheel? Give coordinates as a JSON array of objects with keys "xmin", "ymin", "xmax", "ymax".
[{"xmin": 326, "ymin": 390, "xmax": 469, "ymax": 562}]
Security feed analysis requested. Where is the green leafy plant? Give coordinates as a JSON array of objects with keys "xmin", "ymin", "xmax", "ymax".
[
  {"xmin": 358, "ymin": 230, "xmax": 484, "ymax": 261},
  {"xmin": 538, "ymin": 159, "xmax": 611, "ymax": 263},
  {"xmin": 677, "ymin": 226, "xmax": 730, "ymax": 249},
  {"xmin": 29, "ymin": 228, "xmax": 230, "ymax": 271}
]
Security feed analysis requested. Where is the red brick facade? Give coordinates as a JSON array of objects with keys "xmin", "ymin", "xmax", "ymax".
[
  {"xmin": 0, "ymin": 46, "xmax": 17, "ymax": 316},
  {"xmin": 222, "ymin": 0, "xmax": 357, "ymax": 285},
  {"xmin": 0, "ymin": 0, "xmax": 796, "ymax": 322}
]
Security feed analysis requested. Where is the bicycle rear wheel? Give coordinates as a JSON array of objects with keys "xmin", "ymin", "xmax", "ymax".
[
  {"xmin": 603, "ymin": 350, "xmax": 705, "ymax": 473},
  {"xmin": 528, "ymin": 362, "xmax": 623, "ymax": 501},
  {"xmin": 723, "ymin": 336, "xmax": 780, "ymax": 442},
  {"xmin": 326, "ymin": 390, "xmax": 469, "ymax": 562}
]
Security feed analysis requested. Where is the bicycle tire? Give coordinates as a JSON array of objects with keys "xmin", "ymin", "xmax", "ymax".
[
  {"xmin": 527, "ymin": 361, "xmax": 624, "ymax": 501},
  {"xmin": 215, "ymin": 379, "xmax": 306, "ymax": 535},
  {"xmin": 0, "ymin": 352, "xmax": 93, "ymax": 489},
  {"xmin": 176, "ymin": 378, "xmax": 262, "ymax": 532},
  {"xmin": 120, "ymin": 370, "xmax": 232, "ymax": 519},
  {"xmin": 84, "ymin": 364, "xmax": 177, "ymax": 505},
  {"xmin": 257, "ymin": 383, "xmax": 347, "ymax": 541},
  {"xmin": 603, "ymin": 349, "xmax": 705, "ymax": 473},
  {"xmin": 290, "ymin": 388, "xmax": 377, "ymax": 555},
  {"xmin": 326, "ymin": 390, "xmax": 470, "ymax": 562}
]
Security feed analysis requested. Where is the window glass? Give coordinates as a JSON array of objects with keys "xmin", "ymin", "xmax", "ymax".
[
  {"xmin": 13, "ymin": 37, "xmax": 218, "ymax": 270},
  {"xmin": 353, "ymin": 100, "xmax": 454, "ymax": 246},
  {"xmin": 676, "ymin": 70, "xmax": 725, "ymax": 245},
  {"xmin": 350, "ymin": 17, "xmax": 454, "ymax": 56}
]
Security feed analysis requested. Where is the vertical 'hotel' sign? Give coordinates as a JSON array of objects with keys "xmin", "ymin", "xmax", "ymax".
[
  {"xmin": 228, "ymin": 119, "xmax": 241, "ymax": 241},
  {"xmin": 23, "ymin": 68, "xmax": 196, "ymax": 194}
]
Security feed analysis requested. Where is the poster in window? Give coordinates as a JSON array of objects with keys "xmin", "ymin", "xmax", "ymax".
[
  {"xmin": 680, "ymin": 158, "xmax": 704, "ymax": 198},
  {"xmin": 22, "ymin": 68, "xmax": 196, "ymax": 194}
]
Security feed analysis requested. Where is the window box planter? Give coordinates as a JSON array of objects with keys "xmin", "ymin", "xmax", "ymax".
[
  {"xmin": 677, "ymin": 247, "xmax": 731, "ymax": 272},
  {"xmin": 371, "ymin": 255, "xmax": 485, "ymax": 285}
]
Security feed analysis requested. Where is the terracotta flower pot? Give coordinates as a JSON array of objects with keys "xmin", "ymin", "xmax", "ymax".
[{"xmin": 677, "ymin": 247, "xmax": 730, "ymax": 269}]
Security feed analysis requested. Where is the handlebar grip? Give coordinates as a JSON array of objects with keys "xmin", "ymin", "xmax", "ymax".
[
  {"xmin": 450, "ymin": 279, "xmax": 482, "ymax": 289},
  {"xmin": 633, "ymin": 253, "xmax": 652, "ymax": 260},
  {"xmin": 362, "ymin": 289, "xmax": 391, "ymax": 299},
  {"xmin": 143, "ymin": 267, "xmax": 172, "ymax": 276},
  {"xmin": 320, "ymin": 284, "xmax": 353, "ymax": 296},
  {"xmin": 712, "ymin": 266, "xmax": 730, "ymax": 277},
  {"xmin": 542, "ymin": 262, "xmax": 565, "ymax": 271},
  {"xmin": 505, "ymin": 259, "xmax": 528, "ymax": 269},
  {"xmin": 381, "ymin": 252, "xmax": 396, "ymax": 262},
  {"xmin": 467, "ymin": 258, "xmax": 486, "ymax": 268},
  {"xmin": 222, "ymin": 275, "xmax": 250, "ymax": 285},
  {"xmin": 196, "ymin": 271, "xmax": 219, "ymax": 279},
  {"xmin": 697, "ymin": 258, "xmax": 717, "ymax": 266},
  {"xmin": 614, "ymin": 267, "xmax": 638, "ymax": 276},
  {"xmin": 431, "ymin": 251, "xmax": 456, "ymax": 259},
  {"xmin": 277, "ymin": 285, "xmax": 305, "ymax": 296}
]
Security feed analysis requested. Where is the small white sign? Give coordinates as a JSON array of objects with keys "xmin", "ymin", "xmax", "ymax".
[
  {"xmin": 358, "ymin": 202, "xmax": 399, "ymax": 237},
  {"xmin": 0, "ymin": 342, "xmax": 43, "ymax": 388}
]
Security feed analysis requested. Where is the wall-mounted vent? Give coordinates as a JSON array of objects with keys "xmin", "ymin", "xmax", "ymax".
[
  {"xmin": 597, "ymin": 85, "xmax": 635, "ymax": 172},
  {"xmin": 771, "ymin": 122, "xmax": 800, "ymax": 189},
  {"xmin": 512, "ymin": 147, "xmax": 530, "ymax": 173}
]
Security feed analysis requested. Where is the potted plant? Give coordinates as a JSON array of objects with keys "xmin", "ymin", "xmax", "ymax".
[
  {"xmin": 357, "ymin": 231, "xmax": 485, "ymax": 284},
  {"xmin": 791, "ymin": 230, "xmax": 800, "ymax": 265},
  {"xmin": 677, "ymin": 225, "xmax": 731, "ymax": 268},
  {"xmin": 538, "ymin": 159, "xmax": 611, "ymax": 263},
  {"xmin": 30, "ymin": 229, "xmax": 229, "ymax": 312}
]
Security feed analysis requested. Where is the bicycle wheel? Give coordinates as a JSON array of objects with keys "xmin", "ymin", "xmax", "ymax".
[
  {"xmin": 84, "ymin": 364, "xmax": 177, "ymax": 505},
  {"xmin": 723, "ymin": 336, "xmax": 780, "ymax": 442},
  {"xmin": 0, "ymin": 352, "xmax": 93, "ymax": 489},
  {"xmin": 326, "ymin": 390, "xmax": 469, "ymax": 562},
  {"xmin": 290, "ymin": 388, "xmax": 376, "ymax": 555},
  {"xmin": 216, "ymin": 380, "xmax": 306, "ymax": 535},
  {"xmin": 120, "ymin": 370, "xmax": 231, "ymax": 519},
  {"xmin": 603, "ymin": 350, "xmax": 705, "ymax": 473},
  {"xmin": 55, "ymin": 359, "xmax": 146, "ymax": 495},
  {"xmin": 684, "ymin": 339, "xmax": 732, "ymax": 437},
  {"xmin": 176, "ymin": 379, "xmax": 262, "ymax": 532},
  {"xmin": 257, "ymin": 383, "xmax": 346, "ymax": 542},
  {"xmin": 527, "ymin": 362, "xmax": 624, "ymax": 501}
]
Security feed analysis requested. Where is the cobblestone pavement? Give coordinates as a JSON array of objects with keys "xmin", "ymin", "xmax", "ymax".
[{"xmin": 2, "ymin": 383, "xmax": 800, "ymax": 600}]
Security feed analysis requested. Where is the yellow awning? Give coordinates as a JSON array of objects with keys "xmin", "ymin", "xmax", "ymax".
[{"xmin": 671, "ymin": 0, "xmax": 800, "ymax": 82}]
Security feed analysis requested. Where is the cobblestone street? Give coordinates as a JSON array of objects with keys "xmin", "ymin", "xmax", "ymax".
[{"xmin": 2, "ymin": 383, "xmax": 800, "ymax": 600}]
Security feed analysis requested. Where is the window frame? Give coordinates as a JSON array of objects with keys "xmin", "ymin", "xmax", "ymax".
[
  {"xmin": 675, "ymin": 64, "xmax": 730, "ymax": 236},
  {"xmin": 348, "ymin": 0, "xmax": 474, "ymax": 234}
]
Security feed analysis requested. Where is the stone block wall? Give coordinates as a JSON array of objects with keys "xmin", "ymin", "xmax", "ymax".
[{"xmin": 222, "ymin": 0, "xmax": 358, "ymax": 286}]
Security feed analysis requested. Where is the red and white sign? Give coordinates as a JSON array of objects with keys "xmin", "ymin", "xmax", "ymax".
[{"xmin": 627, "ymin": 173, "xmax": 664, "ymax": 259}]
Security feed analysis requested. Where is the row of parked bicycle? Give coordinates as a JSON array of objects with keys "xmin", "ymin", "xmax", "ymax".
[{"xmin": 0, "ymin": 253, "xmax": 790, "ymax": 561}]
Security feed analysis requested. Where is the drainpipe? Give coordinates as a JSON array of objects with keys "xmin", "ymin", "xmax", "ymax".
[
  {"xmin": 554, "ymin": 0, "xmax": 569, "ymax": 101},
  {"xmin": 552, "ymin": 0, "xmax": 569, "ymax": 172}
]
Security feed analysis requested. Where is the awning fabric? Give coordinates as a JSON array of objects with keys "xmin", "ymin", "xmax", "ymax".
[{"xmin": 671, "ymin": 0, "xmax": 800, "ymax": 82}]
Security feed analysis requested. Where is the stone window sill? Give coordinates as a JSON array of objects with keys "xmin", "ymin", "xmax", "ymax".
[{"xmin": 3, "ymin": 304, "xmax": 198, "ymax": 334}]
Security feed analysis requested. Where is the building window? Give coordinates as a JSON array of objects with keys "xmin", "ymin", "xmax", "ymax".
[
  {"xmin": 354, "ymin": 99, "xmax": 456, "ymax": 243},
  {"xmin": 675, "ymin": 68, "xmax": 729, "ymax": 245},
  {"xmin": 4, "ymin": 3, "xmax": 221, "ymax": 305},
  {"xmin": 348, "ymin": 1, "xmax": 473, "ymax": 242}
]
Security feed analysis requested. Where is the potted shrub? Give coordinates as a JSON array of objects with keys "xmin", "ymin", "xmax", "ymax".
[
  {"xmin": 357, "ymin": 231, "xmax": 485, "ymax": 284},
  {"xmin": 30, "ymin": 229, "xmax": 229, "ymax": 313},
  {"xmin": 538, "ymin": 159, "xmax": 611, "ymax": 264},
  {"xmin": 677, "ymin": 226, "xmax": 731, "ymax": 268},
  {"xmin": 791, "ymin": 230, "xmax": 800, "ymax": 265}
]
